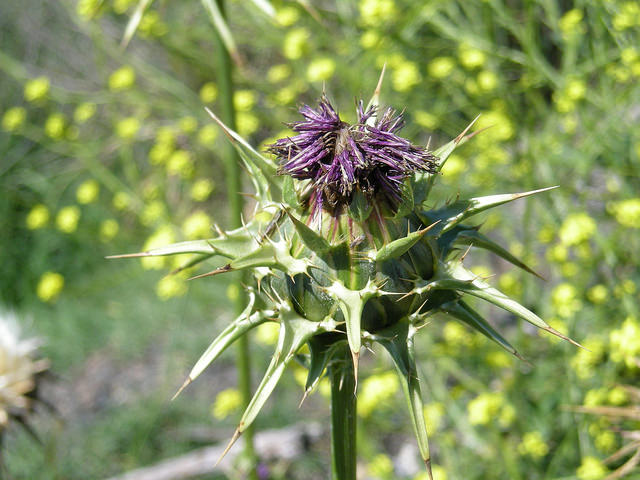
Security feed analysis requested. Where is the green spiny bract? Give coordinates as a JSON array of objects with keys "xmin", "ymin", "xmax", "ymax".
[{"xmin": 110, "ymin": 77, "xmax": 579, "ymax": 475}]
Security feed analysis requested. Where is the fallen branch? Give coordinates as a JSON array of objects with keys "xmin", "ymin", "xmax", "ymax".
[{"xmin": 104, "ymin": 422, "xmax": 323, "ymax": 480}]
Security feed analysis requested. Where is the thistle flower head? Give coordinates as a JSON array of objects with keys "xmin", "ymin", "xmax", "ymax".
[
  {"xmin": 267, "ymin": 95, "xmax": 437, "ymax": 216},
  {"xmin": 0, "ymin": 310, "xmax": 48, "ymax": 431}
]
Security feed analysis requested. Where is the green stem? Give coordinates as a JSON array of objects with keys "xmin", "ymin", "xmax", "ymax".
[
  {"xmin": 212, "ymin": 1, "xmax": 257, "ymax": 478},
  {"xmin": 329, "ymin": 344, "xmax": 357, "ymax": 480}
]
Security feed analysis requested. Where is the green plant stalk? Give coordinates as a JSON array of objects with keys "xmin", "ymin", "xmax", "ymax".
[
  {"xmin": 212, "ymin": 1, "xmax": 257, "ymax": 477},
  {"xmin": 330, "ymin": 343, "xmax": 357, "ymax": 480}
]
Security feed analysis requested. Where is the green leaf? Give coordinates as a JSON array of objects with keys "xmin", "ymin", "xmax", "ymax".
[
  {"xmin": 172, "ymin": 293, "xmax": 268, "ymax": 399},
  {"xmin": 374, "ymin": 320, "xmax": 432, "ymax": 478},
  {"xmin": 231, "ymin": 239, "xmax": 310, "ymax": 276},
  {"xmin": 373, "ymin": 222, "xmax": 437, "ymax": 263},
  {"xmin": 447, "ymin": 264, "xmax": 581, "ymax": 347},
  {"xmin": 237, "ymin": 313, "xmax": 319, "ymax": 432},
  {"xmin": 453, "ymin": 229, "xmax": 542, "ymax": 278},
  {"xmin": 282, "ymin": 175, "xmax": 298, "ymax": 208},
  {"xmin": 286, "ymin": 210, "xmax": 331, "ymax": 255},
  {"xmin": 304, "ymin": 333, "xmax": 344, "ymax": 396},
  {"xmin": 442, "ymin": 300, "xmax": 523, "ymax": 360},
  {"xmin": 420, "ymin": 186, "xmax": 558, "ymax": 235},
  {"xmin": 121, "ymin": 0, "xmax": 155, "ymax": 49},
  {"xmin": 347, "ymin": 190, "xmax": 373, "ymax": 223}
]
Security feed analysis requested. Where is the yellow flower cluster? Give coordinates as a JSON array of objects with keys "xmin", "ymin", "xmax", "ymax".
[
  {"xmin": 24, "ymin": 77, "xmax": 50, "ymax": 103},
  {"xmin": 576, "ymin": 456, "xmax": 608, "ymax": 480},
  {"xmin": 571, "ymin": 337, "xmax": 605, "ymax": 379},
  {"xmin": 56, "ymin": 206, "xmax": 81, "ymax": 234},
  {"xmin": 467, "ymin": 392, "xmax": 514, "ymax": 427},
  {"xmin": 182, "ymin": 211, "xmax": 212, "ymax": 240},
  {"xmin": 559, "ymin": 213, "xmax": 596, "ymax": 246},
  {"xmin": 358, "ymin": 372, "xmax": 399, "ymax": 417},
  {"xmin": 307, "ymin": 57, "xmax": 336, "ymax": 82},
  {"xmin": 612, "ymin": 2, "xmax": 640, "ymax": 31},
  {"xmin": 551, "ymin": 283, "xmax": 582, "ymax": 318},
  {"xmin": 609, "ymin": 198, "xmax": 640, "ymax": 228},
  {"xmin": 359, "ymin": 0, "xmax": 396, "ymax": 27},
  {"xmin": 211, "ymin": 388, "xmax": 242, "ymax": 420},
  {"xmin": 76, "ymin": 179, "xmax": 100, "ymax": 204},
  {"xmin": 26, "ymin": 204, "xmax": 50, "ymax": 230},
  {"xmin": 518, "ymin": 431, "xmax": 549, "ymax": 458},
  {"xmin": 609, "ymin": 316, "xmax": 640, "ymax": 368},
  {"xmin": 367, "ymin": 453, "xmax": 393, "ymax": 478},
  {"xmin": 108, "ymin": 66, "xmax": 136, "ymax": 91},
  {"xmin": 37, "ymin": 272, "xmax": 64, "ymax": 302},
  {"xmin": 2, "ymin": 107, "xmax": 27, "ymax": 132},
  {"xmin": 45, "ymin": 113, "xmax": 66, "ymax": 139},
  {"xmin": 190, "ymin": 178, "xmax": 215, "ymax": 202},
  {"xmin": 283, "ymin": 28, "xmax": 310, "ymax": 60}
]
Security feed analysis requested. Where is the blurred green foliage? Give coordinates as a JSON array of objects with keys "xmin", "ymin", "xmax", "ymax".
[{"xmin": 1, "ymin": 0, "xmax": 639, "ymax": 478}]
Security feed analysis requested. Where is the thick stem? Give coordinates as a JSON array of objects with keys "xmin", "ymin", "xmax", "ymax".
[
  {"xmin": 212, "ymin": 1, "xmax": 257, "ymax": 478},
  {"xmin": 329, "ymin": 344, "xmax": 357, "ymax": 480}
]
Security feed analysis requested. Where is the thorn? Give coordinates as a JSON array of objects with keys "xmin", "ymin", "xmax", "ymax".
[
  {"xmin": 171, "ymin": 377, "xmax": 192, "ymax": 401},
  {"xmin": 454, "ymin": 114, "xmax": 481, "ymax": 145},
  {"xmin": 298, "ymin": 390, "xmax": 310, "ymax": 408},
  {"xmin": 460, "ymin": 243, "xmax": 473, "ymax": 262},
  {"xmin": 187, "ymin": 264, "xmax": 232, "ymax": 281},
  {"xmin": 373, "ymin": 63, "xmax": 386, "ymax": 100},
  {"xmin": 205, "ymin": 107, "xmax": 237, "ymax": 144},
  {"xmin": 215, "ymin": 428, "xmax": 242, "ymax": 467},
  {"xmin": 105, "ymin": 251, "xmax": 150, "ymax": 259},
  {"xmin": 545, "ymin": 327, "xmax": 587, "ymax": 350},
  {"xmin": 213, "ymin": 223, "xmax": 225, "ymax": 237}
]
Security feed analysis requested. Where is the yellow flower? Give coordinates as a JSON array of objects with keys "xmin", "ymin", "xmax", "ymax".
[
  {"xmin": 56, "ymin": 206, "xmax": 80, "ymax": 234},
  {"xmin": 608, "ymin": 386, "xmax": 629, "ymax": 406},
  {"xmin": 413, "ymin": 110, "xmax": 438, "ymax": 130},
  {"xmin": 112, "ymin": 191, "xmax": 132, "ymax": 210},
  {"xmin": 612, "ymin": 2, "xmax": 640, "ymax": 31},
  {"xmin": 267, "ymin": 64, "xmax": 291, "ymax": 84},
  {"xmin": 212, "ymin": 389, "xmax": 242, "ymax": 420},
  {"xmin": 595, "ymin": 431, "xmax": 616, "ymax": 453},
  {"xmin": 468, "ymin": 392, "xmax": 503, "ymax": 425},
  {"xmin": 559, "ymin": 9, "xmax": 584, "ymax": 37},
  {"xmin": 2, "ymin": 107, "xmax": 27, "ymax": 132},
  {"xmin": 392, "ymin": 61, "xmax": 421, "ymax": 92},
  {"xmin": 477, "ymin": 70, "xmax": 498, "ymax": 92},
  {"xmin": 306, "ymin": 58, "xmax": 336, "ymax": 82},
  {"xmin": 77, "ymin": 0, "xmax": 102, "ymax": 19},
  {"xmin": 149, "ymin": 142, "xmax": 174, "ymax": 165},
  {"xmin": 190, "ymin": 178, "xmax": 215, "ymax": 201},
  {"xmin": 141, "ymin": 225, "xmax": 175, "ymax": 270},
  {"xmin": 577, "ymin": 456, "xmax": 607, "ymax": 480},
  {"xmin": 44, "ymin": 113, "xmax": 66, "ymax": 139},
  {"xmin": 275, "ymin": 6, "xmax": 299, "ymax": 26},
  {"xmin": 138, "ymin": 10, "xmax": 167, "ymax": 37},
  {"xmin": 610, "ymin": 198, "xmax": 640, "ymax": 228},
  {"xmin": 559, "ymin": 213, "xmax": 596, "ymax": 246},
  {"xmin": 24, "ymin": 77, "xmax": 50, "ymax": 103},
  {"xmin": 255, "ymin": 322, "xmax": 280, "ymax": 346},
  {"xmin": 156, "ymin": 275, "xmax": 187, "ymax": 300},
  {"xmin": 358, "ymin": 372, "xmax": 399, "ymax": 417},
  {"xmin": 566, "ymin": 79, "xmax": 587, "ymax": 101},
  {"xmin": 546, "ymin": 243, "xmax": 568, "ymax": 263},
  {"xmin": 475, "ymin": 110, "xmax": 514, "ymax": 142},
  {"xmin": 552, "ymin": 283, "xmax": 582, "ymax": 318},
  {"xmin": 441, "ymin": 153, "xmax": 464, "ymax": 178},
  {"xmin": 76, "ymin": 179, "xmax": 100, "ymax": 204},
  {"xmin": 360, "ymin": 30, "xmax": 381, "ymax": 49},
  {"xmin": 199, "ymin": 82, "xmax": 218, "ymax": 103},
  {"xmin": 116, "ymin": 117, "xmax": 140, "ymax": 140},
  {"xmin": 182, "ymin": 211, "xmax": 211, "ymax": 239},
  {"xmin": 283, "ymin": 28, "xmax": 310, "ymax": 60},
  {"xmin": 571, "ymin": 337, "xmax": 605, "ymax": 379},
  {"xmin": 37, "ymin": 272, "xmax": 64, "ymax": 302},
  {"xmin": 428, "ymin": 57, "xmax": 455, "ymax": 79},
  {"xmin": 74, "ymin": 102, "xmax": 96, "ymax": 123},
  {"xmin": 587, "ymin": 285, "xmax": 607, "ymax": 304},
  {"xmin": 459, "ymin": 45, "xmax": 486, "ymax": 69},
  {"xmin": 518, "ymin": 431, "xmax": 549, "ymax": 458},
  {"xmin": 359, "ymin": 0, "xmax": 396, "ymax": 26},
  {"xmin": 178, "ymin": 116, "xmax": 197, "ymax": 133},
  {"xmin": 233, "ymin": 90, "xmax": 256, "ymax": 112},
  {"xmin": 140, "ymin": 200, "xmax": 166, "ymax": 226},
  {"xmin": 367, "ymin": 454, "xmax": 393, "ymax": 478},
  {"xmin": 443, "ymin": 321, "xmax": 472, "ymax": 347},
  {"xmin": 99, "ymin": 219, "xmax": 119, "ymax": 242},
  {"xmin": 486, "ymin": 351, "xmax": 511, "ymax": 368},
  {"xmin": 166, "ymin": 150, "xmax": 194, "ymax": 179},
  {"xmin": 423, "ymin": 402, "xmax": 445, "ymax": 434},
  {"xmin": 26, "ymin": 204, "xmax": 50, "ymax": 230},
  {"xmin": 237, "ymin": 112, "xmax": 259, "ymax": 136},
  {"xmin": 197, "ymin": 124, "xmax": 218, "ymax": 147},
  {"xmin": 108, "ymin": 66, "xmax": 136, "ymax": 91},
  {"xmin": 113, "ymin": 0, "xmax": 136, "ymax": 14},
  {"xmin": 609, "ymin": 316, "xmax": 640, "ymax": 368}
]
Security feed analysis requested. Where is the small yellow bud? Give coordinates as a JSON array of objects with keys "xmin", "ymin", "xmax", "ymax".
[
  {"xmin": 24, "ymin": 77, "xmax": 50, "ymax": 103},
  {"xmin": 199, "ymin": 82, "xmax": 218, "ymax": 103},
  {"xmin": 76, "ymin": 179, "xmax": 100, "ymax": 204},
  {"xmin": 44, "ymin": 113, "xmax": 66, "ymax": 139},
  {"xmin": 190, "ymin": 178, "xmax": 215, "ymax": 202},
  {"xmin": 2, "ymin": 107, "xmax": 27, "ymax": 132},
  {"xmin": 56, "ymin": 206, "xmax": 80, "ymax": 233},
  {"xmin": 108, "ymin": 66, "xmax": 136, "ymax": 91},
  {"xmin": 99, "ymin": 219, "xmax": 119, "ymax": 242},
  {"xmin": 37, "ymin": 271, "xmax": 64, "ymax": 302},
  {"xmin": 26, "ymin": 204, "xmax": 50, "ymax": 230}
]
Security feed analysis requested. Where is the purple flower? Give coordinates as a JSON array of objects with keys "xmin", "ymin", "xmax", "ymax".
[{"xmin": 267, "ymin": 95, "xmax": 438, "ymax": 216}]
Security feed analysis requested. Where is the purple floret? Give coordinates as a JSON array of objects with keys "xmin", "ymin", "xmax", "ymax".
[{"xmin": 267, "ymin": 96, "xmax": 438, "ymax": 216}]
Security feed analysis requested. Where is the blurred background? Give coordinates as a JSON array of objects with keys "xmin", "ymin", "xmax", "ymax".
[{"xmin": 1, "ymin": 0, "xmax": 639, "ymax": 479}]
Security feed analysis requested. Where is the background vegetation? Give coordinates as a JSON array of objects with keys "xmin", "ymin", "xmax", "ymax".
[{"xmin": 1, "ymin": 0, "xmax": 639, "ymax": 478}]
